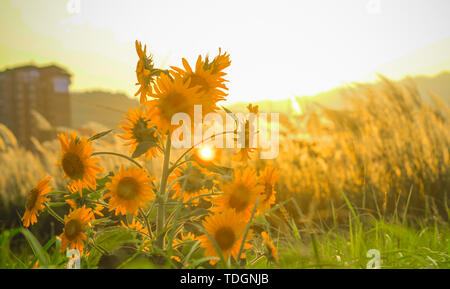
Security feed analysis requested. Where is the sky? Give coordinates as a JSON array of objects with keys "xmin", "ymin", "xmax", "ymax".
[{"xmin": 1, "ymin": 0, "xmax": 450, "ymax": 104}]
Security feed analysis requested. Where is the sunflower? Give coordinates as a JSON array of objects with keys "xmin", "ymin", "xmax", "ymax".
[
  {"xmin": 173, "ymin": 231, "xmax": 198, "ymax": 249},
  {"xmin": 168, "ymin": 163, "xmax": 213, "ymax": 204},
  {"xmin": 148, "ymin": 73, "xmax": 201, "ymax": 133},
  {"xmin": 104, "ymin": 166, "xmax": 155, "ymax": 216},
  {"xmin": 261, "ymin": 232, "xmax": 278, "ymax": 263},
  {"xmin": 121, "ymin": 218, "xmax": 151, "ymax": 251},
  {"xmin": 65, "ymin": 197, "xmax": 77, "ymax": 210},
  {"xmin": 257, "ymin": 166, "xmax": 279, "ymax": 213},
  {"xmin": 171, "ymin": 49, "xmax": 230, "ymax": 114},
  {"xmin": 21, "ymin": 176, "xmax": 52, "ymax": 227},
  {"xmin": 120, "ymin": 218, "xmax": 148, "ymax": 234},
  {"xmin": 171, "ymin": 255, "xmax": 182, "ymax": 264},
  {"xmin": 172, "ymin": 231, "xmax": 198, "ymax": 266},
  {"xmin": 135, "ymin": 40, "xmax": 160, "ymax": 104},
  {"xmin": 63, "ymin": 193, "xmax": 104, "ymax": 217},
  {"xmin": 204, "ymin": 48, "xmax": 231, "ymax": 75},
  {"xmin": 211, "ymin": 167, "xmax": 262, "ymax": 220},
  {"xmin": 199, "ymin": 209, "xmax": 252, "ymax": 265},
  {"xmin": 234, "ymin": 104, "xmax": 259, "ymax": 162},
  {"xmin": 59, "ymin": 206, "xmax": 94, "ymax": 255},
  {"xmin": 118, "ymin": 105, "xmax": 161, "ymax": 160},
  {"xmin": 57, "ymin": 131, "xmax": 103, "ymax": 196},
  {"xmin": 92, "ymin": 204, "xmax": 105, "ymax": 217}
]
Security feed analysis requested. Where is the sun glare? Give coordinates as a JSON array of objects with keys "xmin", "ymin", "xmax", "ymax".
[
  {"xmin": 199, "ymin": 145, "xmax": 214, "ymax": 161},
  {"xmin": 290, "ymin": 96, "xmax": 302, "ymax": 115}
]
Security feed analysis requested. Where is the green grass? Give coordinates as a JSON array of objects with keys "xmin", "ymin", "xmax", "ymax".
[
  {"xmin": 1, "ymin": 215, "xmax": 448, "ymax": 269},
  {"xmin": 254, "ymin": 194, "xmax": 450, "ymax": 269},
  {"xmin": 1, "ymin": 189, "xmax": 448, "ymax": 269},
  {"xmin": 261, "ymin": 219, "xmax": 450, "ymax": 269}
]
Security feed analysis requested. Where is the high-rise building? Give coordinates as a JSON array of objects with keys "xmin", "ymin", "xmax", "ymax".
[{"xmin": 0, "ymin": 64, "xmax": 71, "ymax": 148}]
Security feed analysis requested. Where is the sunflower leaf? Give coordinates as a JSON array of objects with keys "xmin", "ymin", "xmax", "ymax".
[
  {"xmin": 21, "ymin": 228, "xmax": 50, "ymax": 268},
  {"xmin": 187, "ymin": 257, "xmax": 219, "ymax": 269},
  {"xmin": 88, "ymin": 129, "xmax": 113, "ymax": 142},
  {"xmin": 204, "ymin": 164, "xmax": 233, "ymax": 176},
  {"xmin": 47, "ymin": 191, "xmax": 68, "ymax": 195},
  {"xmin": 132, "ymin": 141, "xmax": 157, "ymax": 158},
  {"xmin": 183, "ymin": 240, "xmax": 201, "ymax": 268},
  {"xmin": 64, "ymin": 193, "xmax": 80, "ymax": 200},
  {"xmin": 46, "ymin": 202, "xmax": 68, "ymax": 207},
  {"xmin": 96, "ymin": 173, "xmax": 113, "ymax": 188},
  {"xmin": 51, "ymin": 237, "xmax": 62, "ymax": 265},
  {"xmin": 88, "ymin": 227, "xmax": 135, "ymax": 266},
  {"xmin": 221, "ymin": 106, "xmax": 233, "ymax": 114}
]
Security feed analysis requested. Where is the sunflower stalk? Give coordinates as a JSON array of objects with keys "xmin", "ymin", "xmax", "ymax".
[
  {"xmin": 155, "ymin": 133, "xmax": 171, "ymax": 248},
  {"xmin": 237, "ymin": 198, "xmax": 260, "ymax": 264},
  {"xmin": 139, "ymin": 208, "xmax": 153, "ymax": 238}
]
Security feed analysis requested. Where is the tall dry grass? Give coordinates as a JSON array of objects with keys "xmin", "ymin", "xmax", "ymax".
[{"xmin": 268, "ymin": 77, "xmax": 449, "ymax": 227}]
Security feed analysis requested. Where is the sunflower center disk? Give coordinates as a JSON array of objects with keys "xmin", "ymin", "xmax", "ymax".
[
  {"xmin": 183, "ymin": 168, "xmax": 204, "ymax": 193},
  {"xmin": 25, "ymin": 188, "xmax": 39, "ymax": 210},
  {"xmin": 65, "ymin": 219, "xmax": 82, "ymax": 240},
  {"xmin": 189, "ymin": 74, "xmax": 210, "ymax": 94},
  {"xmin": 117, "ymin": 177, "xmax": 140, "ymax": 200},
  {"xmin": 215, "ymin": 227, "xmax": 235, "ymax": 251},
  {"xmin": 132, "ymin": 118, "xmax": 157, "ymax": 143},
  {"xmin": 160, "ymin": 92, "xmax": 190, "ymax": 121},
  {"xmin": 228, "ymin": 185, "xmax": 250, "ymax": 212},
  {"xmin": 62, "ymin": 152, "xmax": 85, "ymax": 180}
]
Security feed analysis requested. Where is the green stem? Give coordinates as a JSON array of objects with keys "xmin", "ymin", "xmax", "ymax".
[
  {"xmin": 44, "ymin": 203, "xmax": 64, "ymax": 224},
  {"xmin": 156, "ymin": 133, "xmax": 171, "ymax": 248},
  {"xmin": 237, "ymin": 198, "xmax": 260, "ymax": 264},
  {"xmin": 139, "ymin": 208, "xmax": 153, "ymax": 238},
  {"xmin": 92, "ymin": 151, "xmax": 143, "ymax": 169}
]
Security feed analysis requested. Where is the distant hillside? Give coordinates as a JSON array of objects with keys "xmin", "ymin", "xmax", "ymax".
[
  {"xmin": 406, "ymin": 72, "xmax": 450, "ymax": 104},
  {"xmin": 226, "ymin": 71, "xmax": 450, "ymax": 114},
  {"xmin": 71, "ymin": 91, "xmax": 138, "ymax": 129},
  {"xmin": 69, "ymin": 72, "xmax": 450, "ymax": 127}
]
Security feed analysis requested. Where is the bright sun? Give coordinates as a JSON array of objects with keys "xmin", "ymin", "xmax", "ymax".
[{"xmin": 199, "ymin": 146, "xmax": 214, "ymax": 161}]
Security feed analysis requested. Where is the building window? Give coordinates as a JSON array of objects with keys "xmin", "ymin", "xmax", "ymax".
[{"xmin": 53, "ymin": 77, "xmax": 69, "ymax": 93}]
